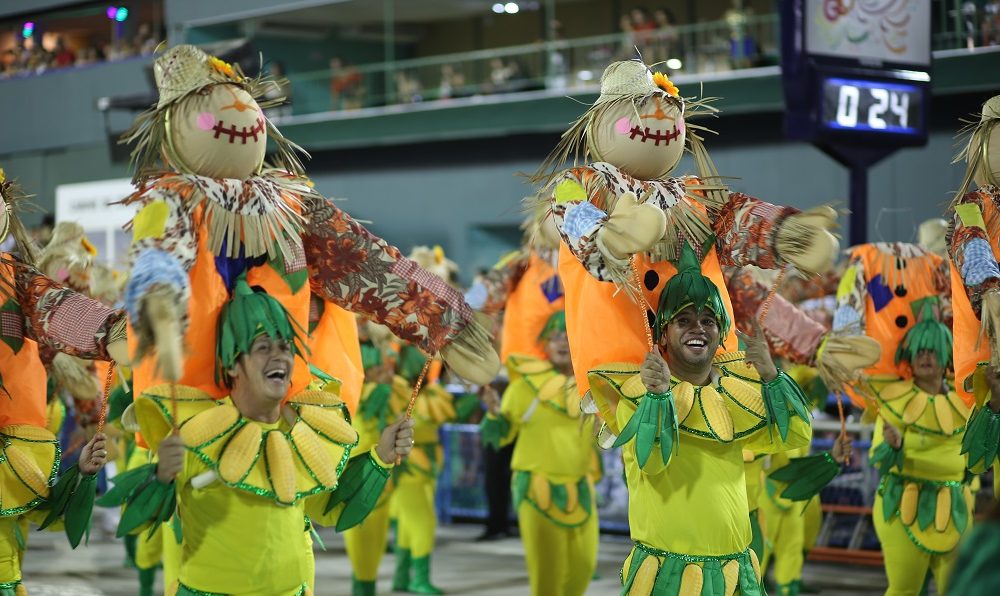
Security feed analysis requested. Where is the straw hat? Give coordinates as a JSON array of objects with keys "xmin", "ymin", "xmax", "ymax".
[
  {"xmin": 917, "ymin": 218, "xmax": 948, "ymax": 258},
  {"xmin": 408, "ymin": 245, "xmax": 459, "ymax": 286},
  {"xmin": 594, "ymin": 60, "xmax": 680, "ymax": 107},
  {"xmin": 154, "ymin": 45, "xmax": 246, "ymax": 109}
]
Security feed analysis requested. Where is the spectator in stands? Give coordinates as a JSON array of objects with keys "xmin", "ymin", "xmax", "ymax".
[
  {"xmin": 438, "ymin": 64, "xmax": 465, "ymax": 100},
  {"xmin": 630, "ymin": 7, "xmax": 656, "ymax": 57},
  {"xmin": 725, "ymin": 0, "xmax": 758, "ymax": 69},
  {"xmin": 263, "ymin": 61, "xmax": 293, "ymax": 118},
  {"xmin": 75, "ymin": 46, "xmax": 99, "ymax": 67},
  {"xmin": 330, "ymin": 57, "xmax": 363, "ymax": 110},
  {"xmin": 487, "ymin": 58, "xmax": 512, "ymax": 93},
  {"xmin": 545, "ymin": 19, "xmax": 570, "ymax": 90},
  {"xmin": 26, "ymin": 44, "xmax": 52, "ymax": 74},
  {"xmin": 963, "ymin": 2, "xmax": 980, "ymax": 49},
  {"xmin": 52, "ymin": 37, "xmax": 75, "ymax": 68},
  {"xmin": 395, "ymin": 70, "xmax": 422, "ymax": 103},
  {"xmin": 134, "ymin": 23, "xmax": 159, "ymax": 55},
  {"xmin": 651, "ymin": 8, "xmax": 680, "ymax": 67},
  {"xmin": 983, "ymin": 0, "xmax": 1000, "ymax": 46}
]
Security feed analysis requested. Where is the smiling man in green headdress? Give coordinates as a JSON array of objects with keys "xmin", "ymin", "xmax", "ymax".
[{"xmin": 587, "ymin": 240, "xmax": 812, "ymax": 596}]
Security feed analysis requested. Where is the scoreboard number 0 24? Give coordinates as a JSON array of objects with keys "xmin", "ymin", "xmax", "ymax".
[{"xmin": 821, "ymin": 77, "xmax": 922, "ymax": 135}]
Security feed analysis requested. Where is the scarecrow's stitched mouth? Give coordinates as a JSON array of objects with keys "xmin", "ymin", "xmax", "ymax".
[
  {"xmin": 628, "ymin": 123, "xmax": 681, "ymax": 146},
  {"xmin": 211, "ymin": 117, "xmax": 265, "ymax": 144}
]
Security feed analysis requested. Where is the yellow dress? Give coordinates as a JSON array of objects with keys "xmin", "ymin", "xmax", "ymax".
[
  {"xmin": 482, "ymin": 355, "xmax": 599, "ymax": 596},
  {"xmin": 119, "ymin": 385, "xmax": 389, "ymax": 596},
  {"xmin": 869, "ymin": 379, "xmax": 973, "ymax": 596},
  {"xmin": 588, "ymin": 352, "xmax": 812, "ymax": 596}
]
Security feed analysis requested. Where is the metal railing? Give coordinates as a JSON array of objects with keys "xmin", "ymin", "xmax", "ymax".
[{"xmin": 281, "ymin": 14, "xmax": 780, "ymax": 116}]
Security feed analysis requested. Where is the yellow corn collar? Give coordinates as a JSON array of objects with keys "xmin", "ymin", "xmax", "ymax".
[
  {"xmin": 0, "ymin": 425, "xmax": 59, "ymax": 516},
  {"xmin": 587, "ymin": 352, "xmax": 767, "ymax": 443},
  {"xmin": 137, "ymin": 387, "xmax": 357, "ymax": 506},
  {"xmin": 873, "ymin": 380, "xmax": 970, "ymax": 436},
  {"xmin": 526, "ymin": 368, "xmax": 580, "ymax": 419},
  {"xmin": 507, "ymin": 354, "xmax": 555, "ymax": 377}
]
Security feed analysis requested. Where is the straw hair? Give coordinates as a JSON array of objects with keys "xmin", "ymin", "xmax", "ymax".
[
  {"xmin": 917, "ymin": 218, "xmax": 948, "ymax": 257},
  {"xmin": 519, "ymin": 196, "xmax": 561, "ymax": 250},
  {"xmin": 953, "ymin": 95, "xmax": 1000, "ymax": 203},
  {"xmin": 122, "ymin": 44, "xmax": 309, "ymax": 183},
  {"xmin": 408, "ymin": 245, "xmax": 459, "ymax": 286},
  {"xmin": 0, "ymin": 171, "xmax": 40, "ymax": 267}
]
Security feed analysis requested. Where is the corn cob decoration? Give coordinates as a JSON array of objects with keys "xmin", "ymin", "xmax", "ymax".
[
  {"xmin": 218, "ymin": 423, "xmax": 262, "ymax": 483},
  {"xmin": 5, "ymin": 444, "xmax": 50, "ymax": 497}
]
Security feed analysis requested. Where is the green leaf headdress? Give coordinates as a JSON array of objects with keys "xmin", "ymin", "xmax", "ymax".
[
  {"xmin": 537, "ymin": 310, "xmax": 567, "ymax": 343},
  {"xmin": 895, "ymin": 298, "xmax": 952, "ymax": 369},
  {"xmin": 654, "ymin": 239, "xmax": 730, "ymax": 342},
  {"xmin": 216, "ymin": 275, "xmax": 307, "ymax": 387}
]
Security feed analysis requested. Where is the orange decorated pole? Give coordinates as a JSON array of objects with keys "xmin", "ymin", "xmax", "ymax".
[
  {"xmin": 399, "ymin": 357, "xmax": 433, "ymax": 465},
  {"xmin": 96, "ymin": 362, "xmax": 116, "ymax": 435}
]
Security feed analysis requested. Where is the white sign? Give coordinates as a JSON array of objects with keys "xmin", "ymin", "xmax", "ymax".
[
  {"xmin": 805, "ymin": 0, "xmax": 931, "ymax": 67},
  {"xmin": 55, "ymin": 179, "xmax": 138, "ymax": 265}
]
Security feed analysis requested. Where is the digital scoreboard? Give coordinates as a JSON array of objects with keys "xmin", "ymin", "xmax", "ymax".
[
  {"xmin": 781, "ymin": 0, "xmax": 931, "ymax": 147},
  {"xmin": 821, "ymin": 77, "xmax": 923, "ymax": 136}
]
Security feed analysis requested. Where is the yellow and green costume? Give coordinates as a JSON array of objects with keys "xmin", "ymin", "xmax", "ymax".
[
  {"xmin": 586, "ymin": 244, "xmax": 813, "ymax": 595},
  {"xmin": 867, "ymin": 306, "xmax": 972, "ymax": 596},
  {"xmin": 0, "ymin": 172, "xmax": 128, "ymax": 594},
  {"xmin": 343, "ymin": 340, "xmax": 397, "ymax": 596},
  {"xmin": 589, "ymin": 353, "xmax": 813, "ymax": 596},
  {"xmin": 831, "ymin": 243, "xmax": 949, "ymax": 407},
  {"xmin": 869, "ymin": 385, "xmax": 972, "ymax": 596},
  {"xmin": 743, "ymin": 451, "xmax": 766, "ymax": 562},
  {"xmin": 388, "ymin": 350, "xmax": 461, "ymax": 596},
  {"xmin": 755, "ymin": 365, "xmax": 842, "ymax": 596},
  {"xmin": 481, "ymin": 352, "xmax": 599, "ymax": 596},
  {"xmin": 759, "ymin": 446, "xmax": 830, "ymax": 596},
  {"xmin": 111, "ymin": 386, "xmax": 386, "ymax": 596},
  {"xmin": 101, "ymin": 280, "xmax": 392, "ymax": 596}
]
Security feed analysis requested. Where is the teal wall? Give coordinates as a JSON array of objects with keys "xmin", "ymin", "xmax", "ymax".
[
  {"xmin": 0, "ymin": 57, "xmax": 152, "ymax": 154},
  {"xmin": 0, "ymin": 1, "xmax": 78, "ymax": 19}
]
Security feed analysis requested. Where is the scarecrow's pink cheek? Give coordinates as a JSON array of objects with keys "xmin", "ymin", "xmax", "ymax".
[
  {"xmin": 614, "ymin": 117, "xmax": 632, "ymax": 135},
  {"xmin": 196, "ymin": 112, "xmax": 216, "ymax": 131}
]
